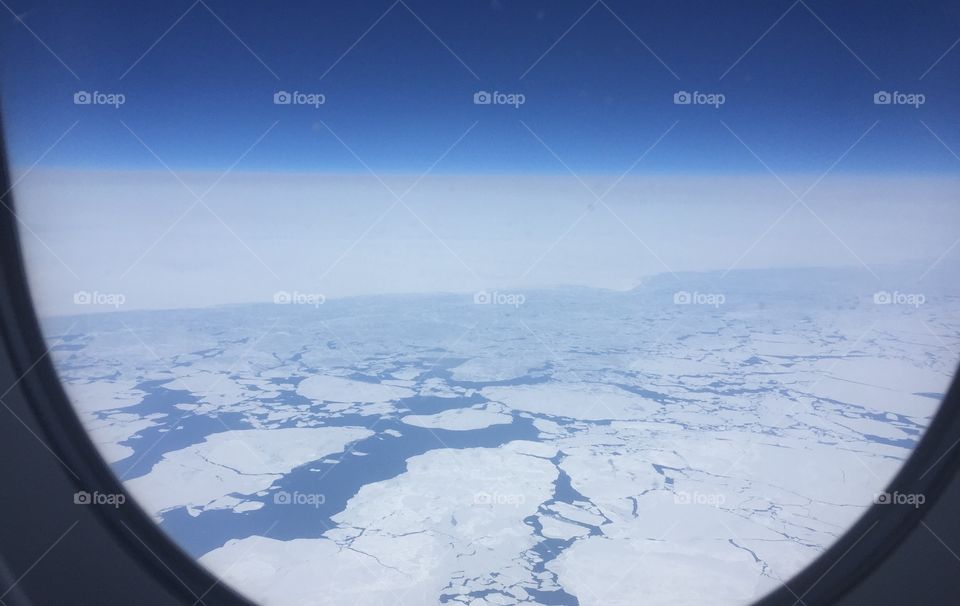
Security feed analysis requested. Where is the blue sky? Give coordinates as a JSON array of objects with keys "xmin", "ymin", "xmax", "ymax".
[{"xmin": 2, "ymin": 0, "xmax": 959, "ymax": 174}]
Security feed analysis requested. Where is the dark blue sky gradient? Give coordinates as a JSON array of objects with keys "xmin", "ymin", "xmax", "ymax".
[{"xmin": 1, "ymin": 0, "xmax": 959, "ymax": 174}]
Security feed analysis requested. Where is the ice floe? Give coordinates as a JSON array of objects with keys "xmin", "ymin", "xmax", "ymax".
[{"xmin": 126, "ymin": 426, "xmax": 371, "ymax": 520}]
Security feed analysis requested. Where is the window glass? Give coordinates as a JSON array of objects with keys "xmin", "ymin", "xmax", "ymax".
[{"xmin": 3, "ymin": 2, "xmax": 959, "ymax": 605}]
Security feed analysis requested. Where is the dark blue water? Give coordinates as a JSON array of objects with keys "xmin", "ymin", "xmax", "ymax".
[
  {"xmin": 109, "ymin": 380, "xmax": 254, "ymax": 480},
  {"xmin": 519, "ymin": 452, "xmax": 605, "ymax": 606},
  {"xmin": 397, "ymin": 394, "xmax": 488, "ymax": 415},
  {"xmin": 159, "ymin": 409, "xmax": 539, "ymax": 557}
]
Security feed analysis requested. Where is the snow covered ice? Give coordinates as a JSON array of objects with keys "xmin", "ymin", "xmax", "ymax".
[{"xmin": 43, "ymin": 267, "xmax": 960, "ymax": 605}]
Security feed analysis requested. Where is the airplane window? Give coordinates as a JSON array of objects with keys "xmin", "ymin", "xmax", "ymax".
[{"xmin": 2, "ymin": 2, "xmax": 958, "ymax": 605}]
